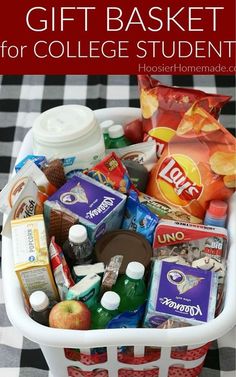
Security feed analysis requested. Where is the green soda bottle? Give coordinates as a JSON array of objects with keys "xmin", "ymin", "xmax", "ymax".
[
  {"xmin": 113, "ymin": 262, "xmax": 147, "ymax": 312},
  {"xmin": 99, "ymin": 120, "xmax": 114, "ymax": 149},
  {"xmin": 108, "ymin": 124, "xmax": 131, "ymax": 148},
  {"xmin": 91, "ymin": 291, "xmax": 120, "ymax": 329}
]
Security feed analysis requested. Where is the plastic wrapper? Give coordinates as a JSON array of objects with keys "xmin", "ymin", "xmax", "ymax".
[
  {"xmin": 49, "ymin": 237, "xmax": 75, "ymax": 300},
  {"xmin": 147, "ymin": 104, "xmax": 236, "ymax": 223},
  {"xmin": 87, "ymin": 152, "xmax": 134, "ymax": 194},
  {"xmin": 15, "ymin": 154, "xmax": 46, "ymax": 172},
  {"xmin": 138, "ymin": 75, "xmax": 231, "ymax": 157},
  {"xmin": 1, "ymin": 178, "xmax": 44, "ymax": 237},
  {"xmin": 0, "ymin": 159, "xmax": 56, "ymax": 218},
  {"xmin": 106, "ymin": 140, "xmax": 157, "ymax": 171},
  {"xmin": 122, "ymin": 190, "xmax": 159, "ymax": 244},
  {"xmin": 101, "ymin": 255, "xmax": 123, "ymax": 294},
  {"xmin": 42, "ymin": 158, "xmax": 66, "ymax": 189}
]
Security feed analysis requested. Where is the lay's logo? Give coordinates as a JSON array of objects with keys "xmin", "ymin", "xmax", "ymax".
[{"xmin": 157, "ymin": 155, "xmax": 203, "ymax": 206}]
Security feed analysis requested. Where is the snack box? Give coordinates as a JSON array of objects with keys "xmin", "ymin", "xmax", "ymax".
[
  {"xmin": 44, "ymin": 173, "xmax": 126, "ymax": 243},
  {"xmin": 11, "ymin": 214, "xmax": 59, "ymax": 303}
]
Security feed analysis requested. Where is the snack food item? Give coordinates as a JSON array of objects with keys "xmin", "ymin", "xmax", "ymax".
[
  {"xmin": 144, "ymin": 261, "xmax": 218, "ymax": 327},
  {"xmin": 49, "ymin": 237, "xmax": 75, "ymax": 300},
  {"xmin": 123, "ymin": 160, "xmax": 149, "ymax": 192},
  {"xmin": 138, "ymin": 75, "xmax": 231, "ymax": 157},
  {"xmin": 46, "ymin": 205, "xmax": 79, "ymax": 246},
  {"xmin": 138, "ymin": 192, "xmax": 199, "ymax": 223},
  {"xmin": 123, "ymin": 118, "xmax": 144, "ymax": 144},
  {"xmin": 44, "ymin": 173, "xmax": 126, "ymax": 244},
  {"xmin": 122, "ymin": 190, "xmax": 159, "ymax": 244},
  {"xmin": 42, "ymin": 159, "xmax": 66, "ymax": 189},
  {"xmin": 147, "ymin": 105, "xmax": 236, "ymax": 222},
  {"xmin": 15, "ymin": 155, "xmax": 46, "ymax": 173},
  {"xmin": 11, "ymin": 215, "xmax": 59, "ymax": 303},
  {"xmin": 87, "ymin": 152, "xmax": 133, "ymax": 194},
  {"xmin": 101, "ymin": 255, "xmax": 123, "ymax": 293},
  {"xmin": 107, "ymin": 139, "xmax": 157, "ymax": 171},
  {"xmin": 0, "ymin": 160, "xmax": 56, "ymax": 216}
]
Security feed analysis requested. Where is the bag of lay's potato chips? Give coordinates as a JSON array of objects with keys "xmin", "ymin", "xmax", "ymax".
[
  {"xmin": 146, "ymin": 104, "xmax": 236, "ymax": 223},
  {"xmin": 138, "ymin": 75, "xmax": 231, "ymax": 158}
]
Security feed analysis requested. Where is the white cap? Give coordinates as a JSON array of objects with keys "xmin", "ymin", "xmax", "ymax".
[
  {"xmin": 100, "ymin": 120, "xmax": 114, "ymax": 134},
  {"xmin": 101, "ymin": 291, "xmax": 120, "ymax": 311},
  {"xmin": 69, "ymin": 224, "xmax": 88, "ymax": 244},
  {"xmin": 126, "ymin": 262, "xmax": 145, "ymax": 280},
  {"xmin": 29, "ymin": 291, "xmax": 50, "ymax": 312},
  {"xmin": 108, "ymin": 124, "xmax": 124, "ymax": 139}
]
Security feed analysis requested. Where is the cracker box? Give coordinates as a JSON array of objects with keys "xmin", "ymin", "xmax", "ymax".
[
  {"xmin": 44, "ymin": 173, "xmax": 126, "ymax": 243},
  {"xmin": 11, "ymin": 214, "xmax": 59, "ymax": 302}
]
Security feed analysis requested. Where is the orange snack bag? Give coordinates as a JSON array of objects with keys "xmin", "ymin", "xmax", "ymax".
[
  {"xmin": 146, "ymin": 105, "xmax": 236, "ymax": 223},
  {"xmin": 138, "ymin": 75, "xmax": 231, "ymax": 157}
]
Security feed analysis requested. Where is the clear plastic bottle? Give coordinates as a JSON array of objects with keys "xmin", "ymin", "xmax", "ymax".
[
  {"xmin": 91, "ymin": 291, "xmax": 120, "ymax": 329},
  {"xmin": 100, "ymin": 120, "xmax": 114, "ymax": 149},
  {"xmin": 29, "ymin": 291, "xmax": 51, "ymax": 326},
  {"xmin": 113, "ymin": 261, "xmax": 147, "ymax": 312},
  {"xmin": 108, "ymin": 124, "xmax": 131, "ymax": 148},
  {"xmin": 63, "ymin": 224, "xmax": 93, "ymax": 269},
  {"xmin": 204, "ymin": 200, "xmax": 228, "ymax": 228}
]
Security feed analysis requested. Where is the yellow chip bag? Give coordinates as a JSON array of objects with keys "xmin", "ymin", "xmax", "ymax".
[{"xmin": 146, "ymin": 105, "xmax": 236, "ymax": 223}]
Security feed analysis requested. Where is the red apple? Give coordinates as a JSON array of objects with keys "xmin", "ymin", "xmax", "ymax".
[
  {"xmin": 49, "ymin": 300, "xmax": 91, "ymax": 330},
  {"xmin": 124, "ymin": 119, "xmax": 144, "ymax": 144}
]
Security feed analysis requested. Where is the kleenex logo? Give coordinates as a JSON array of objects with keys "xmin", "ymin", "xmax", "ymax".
[
  {"xmin": 86, "ymin": 196, "xmax": 116, "ymax": 219},
  {"xmin": 160, "ymin": 297, "xmax": 202, "ymax": 317}
]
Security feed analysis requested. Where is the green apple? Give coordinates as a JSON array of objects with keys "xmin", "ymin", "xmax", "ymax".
[{"xmin": 49, "ymin": 300, "xmax": 91, "ymax": 330}]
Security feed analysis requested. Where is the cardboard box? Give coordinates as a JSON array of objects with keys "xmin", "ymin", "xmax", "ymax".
[{"xmin": 11, "ymin": 214, "xmax": 59, "ymax": 302}]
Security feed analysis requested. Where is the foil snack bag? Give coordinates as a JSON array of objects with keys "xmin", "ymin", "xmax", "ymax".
[
  {"xmin": 138, "ymin": 75, "xmax": 231, "ymax": 157},
  {"xmin": 146, "ymin": 105, "xmax": 236, "ymax": 223}
]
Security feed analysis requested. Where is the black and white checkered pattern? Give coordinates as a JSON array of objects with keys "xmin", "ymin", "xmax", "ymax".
[{"xmin": 0, "ymin": 75, "xmax": 235, "ymax": 377}]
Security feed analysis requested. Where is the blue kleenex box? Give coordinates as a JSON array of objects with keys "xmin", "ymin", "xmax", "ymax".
[{"xmin": 44, "ymin": 173, "xmax": 126, "ymax": 243}]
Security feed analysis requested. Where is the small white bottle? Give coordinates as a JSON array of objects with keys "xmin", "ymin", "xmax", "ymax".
[{"xmin": 29, "ymin": 291, "xmax": 51, "ymax": 326}]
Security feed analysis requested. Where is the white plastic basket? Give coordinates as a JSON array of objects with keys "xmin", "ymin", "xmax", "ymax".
[{"xmin": 2, "ymin": 107, "xmax": 236, "ymax": 377}]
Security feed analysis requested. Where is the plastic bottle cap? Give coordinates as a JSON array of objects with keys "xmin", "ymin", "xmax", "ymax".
[
  {"xmin": 29, "ymin": 291, "xmax": 49, "ymax": 312},
  {"xmin": 69, "ymin": 224, "xmax": 88, "ymax": 244},
  {"xmin": 126, "ymin": 262, "xmax": 145, "ymax": 280},
  {"xmin": 108, "ymin": 124, "xmax": 124, "ymax": 139},
  {"xmin": 100, "ymin": 120, "xmax": 114, "ymax": 134},
  {"xmin": 207, "ymin": 200, "xmax": 228, "ymax": 218},
  {"xmin": 101, "ymin": 291, "xmax": 120, "ymax": 311}
]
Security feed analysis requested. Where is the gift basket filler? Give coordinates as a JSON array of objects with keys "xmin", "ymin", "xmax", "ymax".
[{"xmin": 2, "ymin": 76, "xmax": 236, "ymax": 377}]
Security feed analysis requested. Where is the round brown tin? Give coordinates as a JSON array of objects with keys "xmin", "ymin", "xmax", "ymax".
[{"xmin": 95, "ymin": 230, "xmax": 152, "ymax": 274}]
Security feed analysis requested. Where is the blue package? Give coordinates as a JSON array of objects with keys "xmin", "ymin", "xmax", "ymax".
[
  {"xmin": 107, "ymin": 303, "xmax": 146, "ymax": 329},
  {"xmin": 122, "ymin": 190, "xmax": 159, "ymax": 244},
  {"xmin": 15, "ymin": 155, "xmax": 46, "ymax": 172}
]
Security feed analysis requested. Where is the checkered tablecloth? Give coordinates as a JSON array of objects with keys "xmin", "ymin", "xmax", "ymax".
[{"xmin": 0, "ymin": 75, "xmax": 235, "ymax": 377}]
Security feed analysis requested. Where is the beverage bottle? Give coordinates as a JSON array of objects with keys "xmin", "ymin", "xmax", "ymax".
[
  {"xmin": 63, "ymin": 224, "xmax": 93, "ymax": 269},
  {"xmin": 204, "ymin": 200, "xmax": 228, "ymax": 228},
  {"xmin": 108, "ymin": 125, "xmax": 132, "ymax": 148},
  {"xmin": 113, "ymin": 261, "xmax": 147, "ymax": 312},
  {"xmin": 29, "ymin": 291, "xmax": 51, "ymax": 326},
  {"xmin": 100, "ymin": 120, "xmax": 114, "ymax": 149},
  {"xmin": 91, "ymin": 291, "xmax": 120, "ymax": 329}
]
